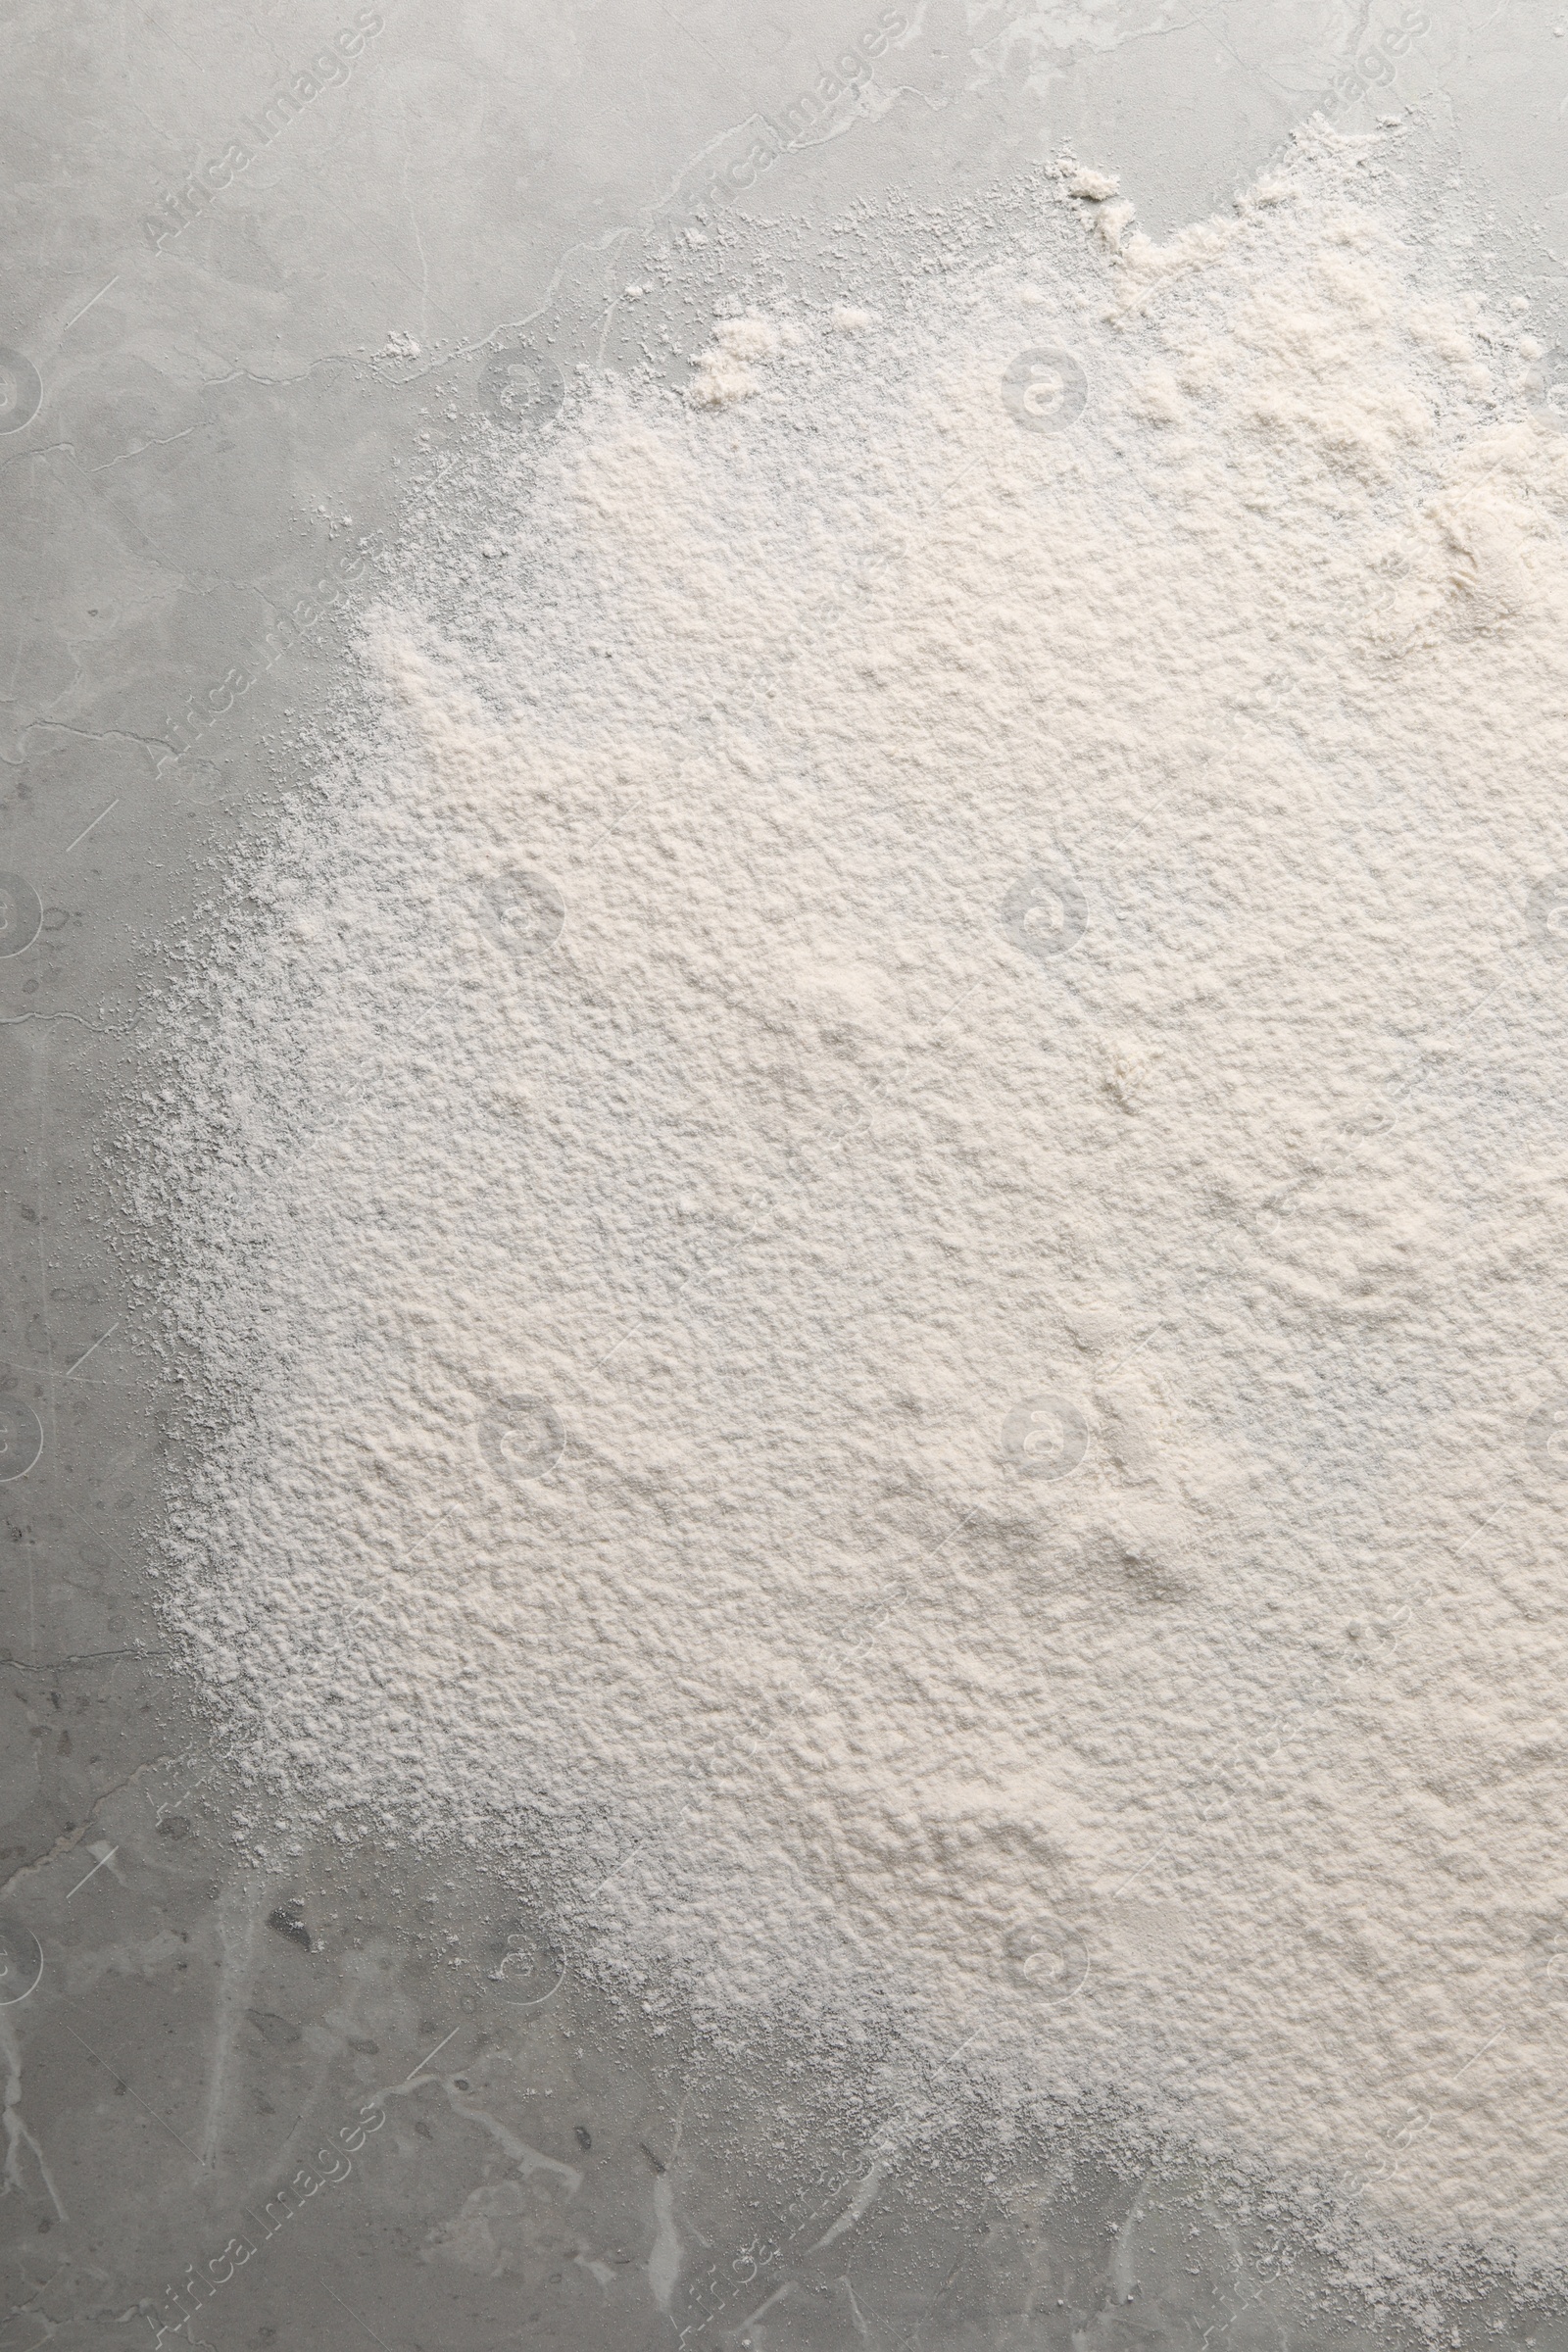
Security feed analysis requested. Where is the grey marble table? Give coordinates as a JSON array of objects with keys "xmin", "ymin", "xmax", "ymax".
[{"xmin": 3, "ymin": 2, "xmax": 1567, "ymax": 2344}]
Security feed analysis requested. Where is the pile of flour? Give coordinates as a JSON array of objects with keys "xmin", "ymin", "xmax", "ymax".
[{"xmin": 152, "ymin": 123, "xmax": 1568, "ymax": 2277}]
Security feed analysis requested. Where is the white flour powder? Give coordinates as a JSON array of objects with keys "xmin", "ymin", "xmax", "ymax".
[{"xmin": 154, "ymin": 124, "xmax": 1568, "ymax": 2278}]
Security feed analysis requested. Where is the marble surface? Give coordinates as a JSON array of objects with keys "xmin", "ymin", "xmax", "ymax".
[{"xmin": 4, "ymin": 1, "xmax": 1568, "ymax": 2344}]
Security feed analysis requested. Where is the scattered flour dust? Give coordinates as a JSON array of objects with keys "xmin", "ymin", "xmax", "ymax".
[{"xmin": 155, "ymin": 125, "xmax": 1568, "ymax": 2279}]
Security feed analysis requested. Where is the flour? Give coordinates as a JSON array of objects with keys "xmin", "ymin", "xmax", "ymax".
[
  {"xmin": 1063, "ymin": 163, "xmax": 1119, "ymax": 201},
  {"xmin": 688, "ymin": 312, "xmax": 791, "ymax": 404},
  {"xmin": 149, "ymin": 122, "xmax": 1568, "ymax": 2283}
]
